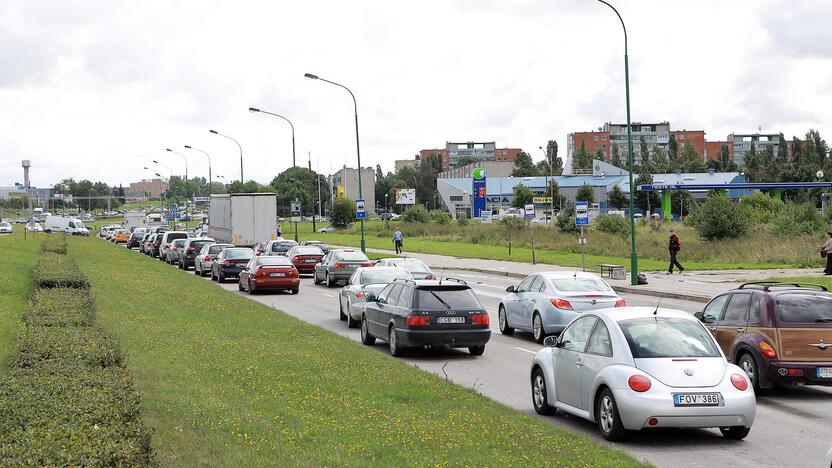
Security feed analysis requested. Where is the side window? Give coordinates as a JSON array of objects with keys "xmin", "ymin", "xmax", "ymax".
[
  {"xmin": 535, "ymin": 277, "xmax": 548, "ymax": 293},
  {"xmin": 749, "ymin": 294, "xmax": 763, "ymax": 323},
  {"xmin": 722, "ymin": 294, "xmax": 751, "ymax": 322},
  {"xmin": 703, "ymin": 295, "xmax": 728, "ymax": 322},
  {"xmin": 529, "ymin": 276, "xmax": 544, "ymax": 294},
  {"xmin": 396, "ymin": 286, "xmax": 413, "ymax": 309},
  {"xmin": 386, "ymin": 285, "xmax": 404, "ymax": 306},
  {"xmin": 376, "ymin": 284, "xmax": 394, "ymax": 303},
  {"xmin": 586, "ymin": 322, "xmax": 613, "ymax": 357},
  {"xmin": 517, "ymin": 276, "xmax": 535, "ymax": 293},
  {"xmin": 558, "ymin": 316, "xmax": 598, "ymax": 352},
  {"xmin": 68, "ymin": 222, "xmax": 76, "ymax": 228}
]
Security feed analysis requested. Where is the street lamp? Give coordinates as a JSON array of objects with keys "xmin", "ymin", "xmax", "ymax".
[
  {"xmin": 183, "ymin": 145, "xmax": 212, "ymax": 196},
  {"xmin": 249, "ymin": 107, "xmax": 296, "ymax": 168},
  {"xmin": 596, "ymin": 0, "xmax": 638, "ymax": 285},
  {"xmin": 209, "ymin": 129, "xmax": 244, "ymax": 183},
  {"xmin": 165, "ymin": 148, "xmax": 188, "ymax": 182},
  {"xmin": 539, "ymin": 145, "xmax": 555, "ymax": 222},
  {"xmin": 305, "ymin": 72, "xmax": 366, "ymax": 252}
]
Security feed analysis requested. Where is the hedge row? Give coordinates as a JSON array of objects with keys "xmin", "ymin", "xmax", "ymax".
[
  {"xmin": 0, "ymin": 241, "xmax": 154, "ymax": 465},
  {"xmin": 32, "ymin": 252, "xmax": 90, "ymax": 289},
  {"xmin": 41, "ymin": 234, "xmax": 68, "ymax": 255}
]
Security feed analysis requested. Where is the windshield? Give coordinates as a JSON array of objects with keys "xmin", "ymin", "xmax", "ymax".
[
  {"xmin": 549, "ymin": 276, "xmax": 612, "ymax": 292},
  {"xmin": 225, "ymin": 249, "xmax": 254, "ymax": 260},
  {"xmin": 0, "ymin": 223, "xmax": 10, "ymax": 228},
  {"xmin": 776, "ymin": 293, "xmax": 832, "ymax": 323},
  {"xmin": 295, "ymin": 247, "xmax": 323, "ymax": 256},
  {"xmin": 392, "ymin": 259, "xmax": 430, "ymax": 273},
  {"xmin": 414, "ymin": 287, "xmax": 481, "ymax": 309},
  {"xmin": 259, "ymin": 257, "xmax": 292, "ymax": 266},
  {"xmin": 619, "ymin": 317, "xmax": 721, "ymax": 358},
  {"xmin": 166, "ymin": 233, "xmax": 188, "ymax": 241},
  {"xmin": 272, "ymin": 241, "xmax": 298, "ymax": 252},
  {"xmin": 361, "ymin": 270, "xmax": 411, "ymax": 284},
  {"xmin": 189, "ymin": 240, "xmax": 213, "ymax": 251},
  {"xmin": 337, "ymin": 251, "xmax": 370, "ymax": 262},
  {"xmin": 208, "ymin": 245, "xmax": 230, "ymax": 254}
]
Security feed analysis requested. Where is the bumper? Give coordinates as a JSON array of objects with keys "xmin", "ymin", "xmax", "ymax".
[
  {"xmin": 253, "ymin": 278, "xmax": 300, "ymax": 289},
  {"xmin": 540, "ymin": 307, "xmax": 580, "ymax": 334},
  {"xmin": 613, "ymin": 381, "xmax": 756, "ymax": 430},
  {"xmin": 395, "ymin": 328, "xmax": 491, "ymax": 348},
  {"xmin": 327, "ymin": 268, "xmax": 357, "ymax": 281},
  {"xmin": 220, "ymin": 266, "xmax": 245, "ymax": 277},
  {"xmin": 763, "ymin": 361, "xmax": 832, "ymax": 387},
  {"xmin": 294, "ymin": 263, "xmax": 318, "ymax": 273}
]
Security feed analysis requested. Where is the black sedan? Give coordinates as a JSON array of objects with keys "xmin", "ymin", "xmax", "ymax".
[{"xmin": 211, "ymin": 247, "xmax": 255, "ymax": 283}]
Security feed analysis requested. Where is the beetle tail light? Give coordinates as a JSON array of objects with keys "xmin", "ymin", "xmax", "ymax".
[
  {"xmin": 615, "ymin": 299, "xmax": 626, "ymax": 307},
  {"xmin": 730, "ymin": 373, "xmax": 749, "ymax": 391},
  {"xmin": 627, "ymin": 375, "xmax": 651, "ymax": 392},
  {"xmin": 355, "ymin": 292, "xmax": 365, "ymax": 299}
]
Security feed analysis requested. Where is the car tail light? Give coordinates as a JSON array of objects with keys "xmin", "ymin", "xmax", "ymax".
[
  {"xmin": 204, "ymin": 256, "xmax": 213, "ymax": 261},
  {"xmin": 223, "ymin": 260, "xmax": 233, "ymax": 265},
  {"xmin": 615, "ymin": 299, "xmax": 626, "ymax": 307},
  {"xmin": 471, "ymin": 313, "xmax": 490, "ymax": 326},
  {"xmin": 335, "ymin": 263, "xmax": 347, "ymax": 268},
  {"xmin": 361, "ymin": 263, "xmax": 373, "ymax": 267},
  {"xmin": 355, "ymin": 292, "xmax": 365, "ymax": 299},
  {"xmin": 759, "ymin": 341, "xmax": 777, "ymax": 359},
  {"xmin": 785, "ymin": 368, "xmax": 804, "ymax": 376},
  {"xmin": 627, "ymin": 375, "xmax": 651, "ymax": 392},
  {"xmin": 551, "ymin": 298, "xmax": 573, "ymax": 310},
  {"xmin": 406, "ymin": 315, "xmax": 430, "ymax": 327},
  {"xmin": 187, "ymin": 247, "xmax": 196, "ymax": 253},
  {"xmin": 255, "ymin": 269, "xmax": 265, "ymax": 278},
  {"xmin": 730, "ymin": 373, "xmax": 749, "ymax": 391},
  {"xmin": 648, "ymin": 418, "xmax": 658, "ymax": 427}
]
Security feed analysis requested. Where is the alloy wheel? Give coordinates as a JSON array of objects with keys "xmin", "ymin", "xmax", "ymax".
[
  {"xmin": 533, "ymin": 375, "xmax": 546, "ymax": 409},
  {"xmin": 599, "ymin": 395, "xmax": 615, "ymax": 434},
  {"xmin": 533, "ymin": 314, "xmax": 543, "ymax": 341},
  {"xmin": 499, "ymin": 309, "xmax": 506, "ymax": 330}
]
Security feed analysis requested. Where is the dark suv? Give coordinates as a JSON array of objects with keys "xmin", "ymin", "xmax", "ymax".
[
  {"xmin": 695, "ymin": 281, "xmax": 832, "ymax": 391},
  {"xmin": 361, "ymin": 278, "xmax": 491, "ymax": 357}
]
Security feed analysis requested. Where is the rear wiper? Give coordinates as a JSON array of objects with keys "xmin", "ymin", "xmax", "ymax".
[
  {"xmin": 815, "ymin": 318, "xmax": 832, "ymax": 323},
  {"xmin": 429, "ymin": 291, "xmax": 452, "ymax": 309}
]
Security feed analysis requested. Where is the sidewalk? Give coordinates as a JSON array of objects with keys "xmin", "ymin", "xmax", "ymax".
[{"xmin": 358, "ymin": 247, "xmax": 825, "ymax": 303}]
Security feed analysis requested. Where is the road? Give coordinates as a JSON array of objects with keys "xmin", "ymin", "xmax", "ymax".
[{"xmin": 180, "ymin": 258, "xmax": 832, "ymax": 467}]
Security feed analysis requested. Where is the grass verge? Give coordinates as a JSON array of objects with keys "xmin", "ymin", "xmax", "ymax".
[
  {"xmin": 0, "ymin": 230, "xmax": 43, "ymax": 371},
  {"xmin": 67, "ymin": 235, "xmax": 645, "ymax": 466}
]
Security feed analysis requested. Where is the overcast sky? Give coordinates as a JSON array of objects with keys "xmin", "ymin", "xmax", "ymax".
[{"xmin": 0, "ymin": 0, "xmax": 830, "ymax": 188}]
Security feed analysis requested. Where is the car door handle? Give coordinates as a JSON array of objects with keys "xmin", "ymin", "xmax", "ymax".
[
  {"xmin": 575, "ymin": 358, "xmax": 584, "ymax": 367},
  {"xmin": 736, "ymin": 327, "xmax": 746, "ymax": 333},
  {"xmin": 708, "ymin": 326, "xmax": 717, "ymax": 332}
]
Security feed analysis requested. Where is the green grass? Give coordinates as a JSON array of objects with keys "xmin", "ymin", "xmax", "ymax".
[
  {"xmin": 66, "ymin": 235, "xmax": 644, "ymax": 466},
  {"xmin": 761, "ymin": 276, "xmax": 832, "ymax": 289},
  {"xmin": 0, "ymin": 228, "xmax": 43, "ymax": 371}
]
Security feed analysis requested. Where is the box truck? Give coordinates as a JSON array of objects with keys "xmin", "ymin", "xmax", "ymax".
[
  {"xmin": 123, "ymin": 211, "xmax": 146, "ymax": 231},
  {"xmin": 208, "ymin": 193, "xmax": 277, "ymax": 246}
]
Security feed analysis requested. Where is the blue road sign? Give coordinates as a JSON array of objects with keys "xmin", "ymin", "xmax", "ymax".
[
  {"xmin": 575, "ymin": 202, "xmax": 589, "ymax": 226},
  {"xmin": 355, "ymin": 199, "xmax": 366, "ymax": 220}
]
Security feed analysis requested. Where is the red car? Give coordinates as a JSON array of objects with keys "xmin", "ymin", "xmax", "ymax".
[
  {"xmin": 238, "ymin": 255, "xmax": 300, "ymax": 294},
  {"xmin": 286, "ymin": 246, "xmax": 324, "ymax": 274}
]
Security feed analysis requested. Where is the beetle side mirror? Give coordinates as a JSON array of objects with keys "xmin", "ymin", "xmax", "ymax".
[
  {"xmin": 543, "ymin": 336, "xmax": 558, "ymax": 347},
  {"xmin": 694, "ymin": 311, "xmax": 706, "ymax": 322},
  {"xmin": 505, "ymin": 285, "xmax": 516, "ymax": 293}
]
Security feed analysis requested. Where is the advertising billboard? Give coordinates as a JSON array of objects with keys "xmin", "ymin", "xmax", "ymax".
[
  {"xmin": 395, "ymin": 188, "xmax": 416, "ymax": 205},
  {"xmin": 472, "ymin": 167, "xmax": 487, "ymax": 219}
]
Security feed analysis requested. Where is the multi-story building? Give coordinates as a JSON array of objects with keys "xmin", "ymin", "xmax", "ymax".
[
  {"xmin": 329, "ymin": 167, "xmax": 376, "ymax": 214},
  {"xmin": 726, "ymin": 133, "xmax": 788, "ymax": 166},
  {"xmin": 438, "ymin": 160, "xmax": 515, "ymax": 179},
  {"xmin": 394, "ymin": 159, "xmax": 418, "ymax": 173},
  {"xmin": 127, "ymin": 178, "xmax": 168, "ymax": 199},
  {"xmin": 419, "ymin": 141, "xmax": 521, "ymax": 171}
]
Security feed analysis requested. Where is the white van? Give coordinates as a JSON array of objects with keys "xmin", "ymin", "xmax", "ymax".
[{"xmin": 44, "ymin": 215, "xmax": 90, "ymax": 236}]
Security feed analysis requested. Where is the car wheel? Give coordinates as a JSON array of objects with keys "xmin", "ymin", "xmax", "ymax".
[
  {"xmin": 388, "ymin": 326, "xmax": 404, "ymax": 357},
  {"xmin": 218, "ymin": 272, "xmax": 225, "ymax": 283},
  {"xmin": 194, "ymin": 265, "xmax": 201, "ymax": 275},
  {"xmin": 238, "ymin": 279, "xmax": 245, "ymax": 291},
  {"xmin": 326, "ymin": 273, "xmax": 334, "ymax": 288},
  {"xmin": 719, "ymin": 426, "xmax": 751, "ymax": 440},
  {"xmin": 596, "ymin": 388, "xmax": 627, "ymax": 442},
  {"xmin": 211, "ymin": 270, "xmax": 217, "ymax": 281},
  {"xmin": 291, "ymin": 288, "xmax": 299, "ymax": 295},
  {"xmin": 360, "ymin": 315, "xmax": 376, "ymax": 345},
  {"xmin": 339, "ymin": 298, "xmax": 347, "ymax": 321},
  {"xmin": 531, "ymin": 367, "xmax": 555, "ymax": 415},
  {"xmin": 469, "ymin": 345, "xmax": 485, "ymax": 356},
  {"xmin": 738, "ymin": 353, "xmax": 761, "ymax": 392},
  {"xmin": 498, "ymin": 305, "xmax": 514, "ymax": 335},
  {"xmin": 532, "ymin": 313, "xmax": 546, "ymax": 344}
]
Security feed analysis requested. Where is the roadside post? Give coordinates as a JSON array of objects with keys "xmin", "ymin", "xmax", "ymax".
[
  {"xmin": 355, "ymin": 199, "xmax": 366, "ymax": 251},
  {"xmin": 525, "ymin": 203, "xmax": 536, "ymax": 265},
  {"xmin": 575, "ymin": 202, "xmax": 589, "ymax": 271},
  {"xmin": 290, "ymin": 200, "xmax": 301, "ymax": 242}
]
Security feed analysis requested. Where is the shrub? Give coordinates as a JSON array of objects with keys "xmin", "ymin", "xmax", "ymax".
[
  {"xmin": 770, "ymin": 202, "xmax": 825, "ymax": 237},
  {"xmin": 739, "ymin": 192, "xmax": 782, "ymax": 224},
  {"xmin": 430, "ymin": 210, "xmax": 452, "ymax": 225},
  {"xmin": 402, "ymin": 205, "xmax": 430, "ymax": 223},
  {"xmin": 32, "ymin": 253, "xmax": 90, "ymax": 289},
  {"xmin": 11, "ymin": 326, "xmax": 124, "ymax": 369},
  {"xmin": 457, "ymin": 213, "xmax": 469, "ymax": 226},
  {"xmin": 499, "ymin": 216, "xmax": 528, "ymax": 231},
  {"xmin": 556, "ymin": 206, "xmax": 577, "ymax": 233},
  {"xmin": 330, "ymin": 197, "xmax": 355, "ymax": 229},
  {"xmin": 690, "ymin": 195, "xmax": 750, "ymax": 240},
  {"xmin": 595, "ymin": 214, "xmax": 630, "ymax": 237},
  {"xmin": 0, "ymin": 365, "xmax": 154, "ymax": 465},
  {"xmin": 22, "ymin": 288, "xmax": 95, "ymax": 327},
  {"xmin": 41, "ymin": 235, "xmax": 68, "ymax": 255}
]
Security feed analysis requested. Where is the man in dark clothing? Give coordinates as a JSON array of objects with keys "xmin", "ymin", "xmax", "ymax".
[{"xmin": 668, "ymin": 230, "xmax": 684, "ymax": 274}]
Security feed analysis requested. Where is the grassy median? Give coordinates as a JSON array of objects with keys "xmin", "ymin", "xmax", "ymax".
[
  {"xmin": 67, "ymin": 235, "xmax": 645, "ymax": 466},
  {"xmin": 0, "ymin": 229, "xmax": 43, "ymax": 371}
]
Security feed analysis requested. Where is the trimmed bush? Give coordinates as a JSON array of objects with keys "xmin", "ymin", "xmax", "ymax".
[
  {"xmin": 11, "ymin": 326, "xmax": 123, "ymax": 369},
  {"xmin": 690, "ymin": 195, "xmax": 750, "ymax": 240},
  {"xmin": 41, "ymin": 235, "xmax": 68, "ymax": 255},
  {"xmin": 32, "ymin": 253, "xmax": 90, "ymax": 289},
  {"xmin": 402, "ymin": 205, "xmax": 430, "ymax": 223},
  {"xmin": 595, "ymin": 214, "xmax": 629, "ymax": 237},
  {"xmin": 22, "ymin": 288, "xmax": 95, "ymax": 327},
  {"xmin": 0, "ymin": 364, "xmax": 153, "ymax": 465}
]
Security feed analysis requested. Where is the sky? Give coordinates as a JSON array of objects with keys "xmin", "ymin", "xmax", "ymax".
[{"xmin": 0, "ymin": 0, "xmax": 830, "ymax": 188}]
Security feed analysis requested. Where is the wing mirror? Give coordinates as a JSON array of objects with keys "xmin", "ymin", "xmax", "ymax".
[
  {"xmin": 365, "ymin": 295, "xmax": 377, "ymax": 303},
  {"xmin": 694, "ymin": 311, "xmax": 707, "ymax": 322},
  {"xmin": 543, "ymin": 336, "xmax": 558, "ymax": 347},
  {"xmin": 505, "ymin": 285, "xmax": 516, "ymax": 293}
]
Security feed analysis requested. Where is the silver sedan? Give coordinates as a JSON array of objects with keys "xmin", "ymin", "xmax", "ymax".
[
  {"xmin": 499, "ymin": 271, "xmax": 623, "ymax": 343},
  {"xmin": 338, "ymin": 267, "xmax": 412, "ymax": 328},
  {"xmin": 530, "ymin": 307, "xmax": 756, "ymax": 441}
]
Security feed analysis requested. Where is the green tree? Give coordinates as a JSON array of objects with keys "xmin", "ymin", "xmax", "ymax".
[
  {"xmin": 455, "ymin": 155, "xmax": 479, "ymax": 167},
  {"xmin": 679, "ymin": 140, "xmax": 705, "ymax": 172},
  {"xmin": 651, "ymin": 145, "xmax": 668, "ymax": 173},
  {"xmin": 607, "ymin": 185, "xmax": 627, "ymax": 209},
  {"xmin": 573, "ymin": 141, "xmax": 592, "ymax": 171},
  {"xmin": 668, "ymin": 134, "xmax": 679, "ymax": 160},
  {"xmin": 633, "ymin": 172, "xmax": 660, "ymax": 214},
  {"xmin": 545, "ymin": 140, "xmax": 563, "ymax": 175},
  {"xmin": 331, "ymin": 197, "xmax": 355, "ymax": 228},
  {"xmin": 576, "ymin": 183, "xmax": 595, "ymax": 203},
  {"xmin": 511, "ymin": 184, "xmax": 535, "ymax": 208},
  {"xmin": 270, "ymin": 167, "xmax": 329, "ymax": 216},
  {"xmin": 639, "ymin": 136, "xmax": 651, "ymax": 172},
  {"xmin": 611, "ymin": 144, "xmax": 622, "ymax": 168},
  {"xmin": 403, "ymin": 205, "xmax": 430, "ymax": 223},
  {"xmin": 511, "ymin": 151, "xmax": 538, "ymax": 177},
  {"xmin": 535, "ymin": 160, "xmax": 550, "ymax": 175},
  {"xmin": 718, "ymin": 144, "xmax": 735, "ymax": 172},
  {"xmin": 689, "ymin": 195, "xmax": 749, "ymax": 240},
  {"xmin": 544, "ymin": 179, "xmax": 566, "ymax": 209}
]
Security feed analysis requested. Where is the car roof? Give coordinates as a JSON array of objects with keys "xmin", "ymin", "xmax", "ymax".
[
  {"xmin": 359, "ymin": 266, "xmax": 408, "ymax": 273},
  {"xmin": 538, "ymin": 271, "xmax": 605, "ymax": 280},
  {"xmin": 592, "ymin": 307, "xmax": 694, "ymax": 323},
  {"xmin": 407, "ymin": 279, "xmax": 469, "ymax": 288}
]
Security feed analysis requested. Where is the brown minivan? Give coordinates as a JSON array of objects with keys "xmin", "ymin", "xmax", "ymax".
[{"xmin": 695, "ymin": 282, "xmax": 832, "ymax": 391}]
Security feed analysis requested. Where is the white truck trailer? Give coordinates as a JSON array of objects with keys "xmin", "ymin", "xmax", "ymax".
[
  {"xmin": 208, "ymin": 193, "xmax": 277, "ymax": 246},
  {"xmin": 123, "ymin": 211, "xmax": 146, "ymax": 231}
]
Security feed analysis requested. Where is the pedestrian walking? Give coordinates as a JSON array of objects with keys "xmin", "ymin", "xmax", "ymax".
[
  {"xmin": 668, "ymin": 229, "xmax": 684, "ymax": 274},
  {"xmin": 277, "ymin": 224, "xmax": 282, "ymax": 238},
  {"xmin": 392, "ymin": 227, "xmax": 404, "ymax": 254},
  {"xmin": 819, "ymin": 231, "xmax": 832, "ymax": 275}
]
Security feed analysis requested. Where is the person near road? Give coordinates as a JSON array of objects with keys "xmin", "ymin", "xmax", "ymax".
[
  {"xmin": 277, "ymin": 224, "xmax": 282, "ymax": 238},
  {"xmin": 392, "ymin": 227, "xmax": 404, "ymax": 254},
  {"xmin": 820, "ymin": 231, "xmax": 832, "ymax": 275},
  {"xmin": 668, "ymin": 229, "xmax": 684, "ymax": 274}
]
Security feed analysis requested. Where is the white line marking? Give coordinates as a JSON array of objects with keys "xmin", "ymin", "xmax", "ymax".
[
  {"xmin": 320, "ymin": 293, "xmax": 334, "ymax": 297},
  {"xmin": 513, "ymin": 346, "xmax": 538, "ymax": 355}
]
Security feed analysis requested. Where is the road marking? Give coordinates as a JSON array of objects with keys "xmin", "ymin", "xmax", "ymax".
[
  {"xmin": 320, "ymin": 293, "xmax": 334, "ymax": 297},
  {"xmin": 513, "ymin": 346, "xmax": 538, "ymax": 355}
]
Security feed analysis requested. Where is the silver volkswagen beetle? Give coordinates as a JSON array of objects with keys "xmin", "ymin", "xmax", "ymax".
[
  {"xmin": 499, "ymin": 271, "xmax": 624, "ymax": 343},
  {"xmin": 530, "ymin": 307, "xmax": 756, "ymax": 441},
  {"xmin": 339, "ymin": 266, "xmax": 412, "ymax": 328}
]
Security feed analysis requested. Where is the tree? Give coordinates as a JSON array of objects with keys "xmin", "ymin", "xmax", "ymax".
[
  {"xmin": 576, "ymin": 183, "xmax": 595, "ymax": 204},
  {"xmin": 535, "ymin": 160, "xmax": 550, "ymax": 175},
  {"xmin": 594, "ymin": 149, "xmax": 604, "ymax": 162},
  {"xmin": 718, "ymin": 144, "xmax": 735, "ymax": 172},
  {"xmin": 544, "ymin": 179, "xmax": 566, "ymax": 209},
  {"xmin": 791, "ymin": 136, "xmax": 802, "ymax": 165},
  {"xmin": 611, "ymin": 144, "xmax": 622, "ymax": 168},
  {"xmin": 668, "ymin": 134, "xmax": 679, "ymax": 160},
  {"xmin": 639, "ymin": 136, "xmax": 650, "ymax": 171},
  {"xmin": 511, "ymin": 184, "xmax": 535, "ymax": 208},
  {"xmin": 455, "ymin": 155, "xmax": 479, "ymax": 167},
  {"xmin": 269, "ymin": 167, "xmax": 329, "ymax": 216},
  {"xmin": 375, "ymin": 164, "xmax": 384, "ymax": 181},
  {"xmin": 573, "ymin": 140, "xmax": 593, "ymax": 171},
  {"xmin": 545, "ymin": 140, "xmax": 563, "ymax": 175},
  {"xmin": 678, "ymin": 140, "xmax": 705, "ymax": 172},
  {"xmin": 633, "ymin": 172, "xmax": 660, "ymax": 214},
  {"xmin": 671, "ymin": 190, "xmax": 697, "ymax": 217},
  {"xmin": 331, "ymin": 197, "xmax": 355, "ymax": 228},
  {"xmin": 689, "ymin": 195, "xmax": 749, "ymax": 240},
  {"xmin": 651, "ymin": 145, "xmax": 668, "ymax": 173},
  {"xmin": 510, "ymin": 151, "xmax": 538, "ymax": 177},
  {"xmin": 608, "ymin": 185, "xmax": 627, "ymax": 209}
]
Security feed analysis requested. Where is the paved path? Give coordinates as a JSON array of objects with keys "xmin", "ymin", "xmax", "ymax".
[{"xmin": 356, "ymin": 246, "xmax": 827, "ymax": 303}]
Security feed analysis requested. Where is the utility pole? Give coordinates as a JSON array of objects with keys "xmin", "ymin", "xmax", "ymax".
[{"xmin": 309, "ymin": 151, "xmax": 317, "ymax": 232}]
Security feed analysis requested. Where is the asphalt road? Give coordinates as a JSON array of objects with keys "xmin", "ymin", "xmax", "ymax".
[{"xmin": 167, "ymin": 253, "xmax": 832, "ymax": 467}]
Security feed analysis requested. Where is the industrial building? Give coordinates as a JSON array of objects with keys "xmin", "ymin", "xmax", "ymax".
[
  {"xmin": 419, "ymin": 141, "xmax": 522, "ymax": 171},
  {"xmin": 329, "ymin": 167, "xmax": 376, "ymax": 213}
]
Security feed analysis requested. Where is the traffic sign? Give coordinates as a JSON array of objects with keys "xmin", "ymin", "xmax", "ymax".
[
  {"xmin": 524, "ymin": 204, "xmax": 535, "ymax": 220},
  {"xmin": 575, "ymin": 202, "xmax": 589, "ymax": 225},
  {"xmin": 355, "ymin": 199, "xmax": 366, "ymax": 220},
  {"xmin": 532, "ymin": 197, "xmax": 552, "ymax": 204},
  {"xmin": 290, "ymin": 200, "xmax": 301, "ymax": 216}
]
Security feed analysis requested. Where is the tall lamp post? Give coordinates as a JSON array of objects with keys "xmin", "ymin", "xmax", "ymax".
[
  {"xmin": 539, "ymin": 146, "xmax": 555, "ymax": 222},
  {"xmin": 209, "ymin": 129, "xmax": 244, "ymax": 183},
  {"xmin": 152, "ymin": 160, "xmax": 174, "ymax": 224},
  {"xmin": 596, "ymin": 0, "xmax": 638, "ymax": 285},
  {"xmin": 248, "ymin": 107, "xmax": 296, "ymax": 168},
  {"xmin": 304, "ymin": 72, "xmax": 366, "ymax": 252},
  {"xmin": 166, "ymin": 148, "xmax": 189, "ymax": 215},
  {"xmin": 183, "ymin": 145, "xmax": 212, "ymax": 196}
]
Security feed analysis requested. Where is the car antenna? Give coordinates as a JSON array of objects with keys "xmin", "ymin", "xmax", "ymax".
[
  {"xmin": 439, "ymin": 267, "xmax": 446, "ymax": 284},
  {"xmin": 653, "ymin": 296, "xmax": 663, "ymax": 315}
]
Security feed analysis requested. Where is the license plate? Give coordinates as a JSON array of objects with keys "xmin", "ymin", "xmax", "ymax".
[
  {"xmin": 818, "ymin": 367, "xmax": 832, "ymax": 378},
  {"xmin": 269, "ymin": 272, "xmax": 285, "ymax": 277},
  {"xmin": 437, "ymin": 316, "xmax": 465, "ymax": 324},
  {"xmin": 305, "ymin": 259, "xmax": 318, "ymax": 263},
  {"xmin": 673, "ymin": 393, "xmax": 720, "ymax": 407}
]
